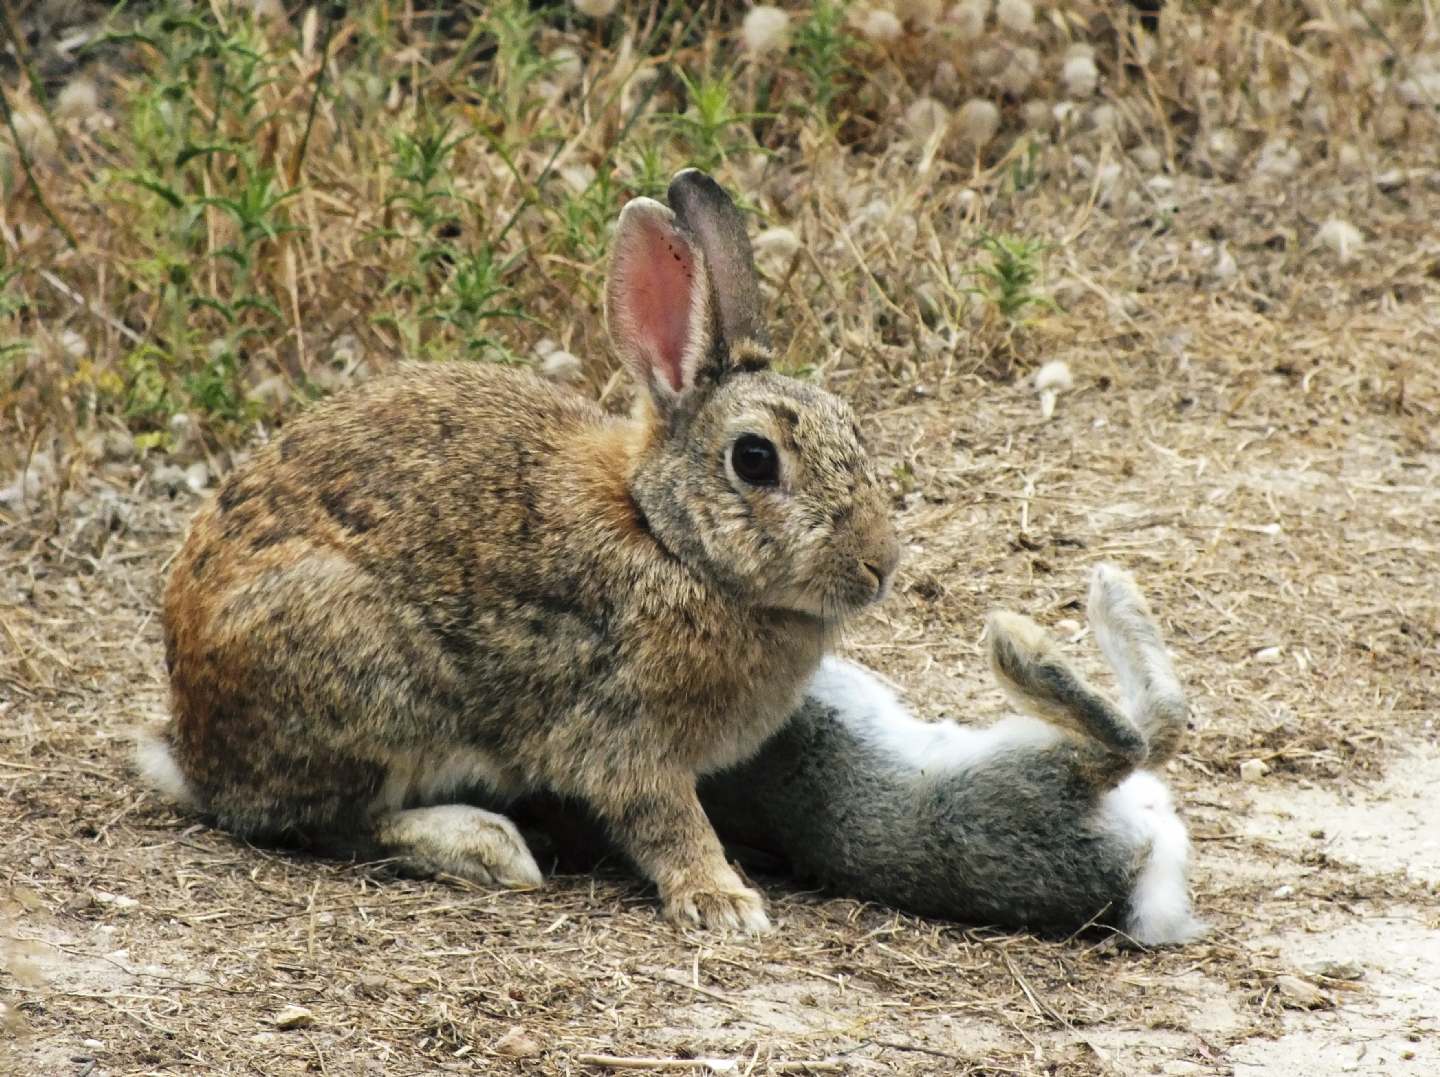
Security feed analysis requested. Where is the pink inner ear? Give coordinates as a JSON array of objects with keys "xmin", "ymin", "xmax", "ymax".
[{"xmin": 617, "ymin": 214, "xmax": 697, "ymax": 393}]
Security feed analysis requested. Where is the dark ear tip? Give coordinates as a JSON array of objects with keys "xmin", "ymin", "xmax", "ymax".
[{"xmin": 668, "ymin": 168, "xmax": 732, "ymax": 210}]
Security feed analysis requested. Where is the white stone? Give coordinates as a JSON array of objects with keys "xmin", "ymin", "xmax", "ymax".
[{"xmin": 1240, "ymin": 759, "xmax": 1270, "ymax": 783}]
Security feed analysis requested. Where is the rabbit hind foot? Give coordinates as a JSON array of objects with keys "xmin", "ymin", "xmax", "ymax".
[{"xmin": 374, "ymin": 804, "xmax": 544, "ymax": 890}]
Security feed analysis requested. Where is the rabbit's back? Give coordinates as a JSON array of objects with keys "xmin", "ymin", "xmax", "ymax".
[{"xmin": 179, "ymin": 362, "xmax": 606, "ymax": 582}]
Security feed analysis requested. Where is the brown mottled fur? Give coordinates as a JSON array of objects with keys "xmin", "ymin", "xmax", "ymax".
[{"xmin": 144, "ymin": 170, "xmax": 899, "ymax": 932}]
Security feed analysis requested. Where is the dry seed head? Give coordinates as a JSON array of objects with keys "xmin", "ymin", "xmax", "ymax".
[
  {"xmin": 559, "ymin": 163, "xmax": 596, "ymax": 193},
  {"xmin": 1302, "ymin": 103, "xmax": 1329, "ymax": 134},
  {"xmin": 1062, "ymin": 54, "xmax": 1099, "ymax": 98},
  {"xmin": 1204, "ymin": 127, "xmax": 1241, "ymax": 167},
  {"xmin": 957, "ymin": 98, "xmax": 1001, "ymax": 148},
  {"xmin": 972, "ymin": 46, "xmax": 1006, "ymax": 78},
  {"xmin": 1131, "ymin": 144, "xmax": 1162, "ymax": 171},
  {"xmin": 753, "ymin": 226, "xmax": 801, "ymax": 270},
  {"xmin": 905, "ymin": 95, "xmax": 951, "ymax": 141},
  {"xmin": 1373, "ymin": 103, "xmax": 1408, "ymax": 143},
  {"xmin": 1253, "ymin": 138, "xmax": 1300, "ymax": 181},
  {"xmin": 1021, "ymin": 99, "xmax": 1051, "ymax": 131},
  {"xmin": 947, "ymin": 0, "xmax": 989, "ymax": 42},
  {"xmin": 56, "ymin": 79, "xmax": 101, "ymax": 122},
  {"xmin": 995, "ymin": 0, "xmax": 1034, "ymax": 36},
  {"xmin": 247, "ymin": 375, "xmax": 291, "ymax": 409},
  {"xmin": 548, "ymin": 46, "xmax": 583, "ymax": 87},
  {"xmin": 895, "ymin": 0, "xmax": 944, "ymax": 31},
  {"xmin": 573, "ymin": 0, "xmax": 618, "ymax": 18},
  {"xmin": 1095, "ymin": 161, "xmax": 1123, "ymax": 205},
  {"xmin": 856, "ymin": 198, "xmax": 891, "ymax": 230},
  {"xmin": 1144, "ymin": 173, "xmax": 1173, "ymax": 196},
  {"xmin": 859, "ymin": 8, "xmax": 904, "ymax": 44},
  {"xmin": 1397, "ymin": 72, "xmax": 1440, "ymax": 107},
  {"xmin": 742, "ymin": 6, "xmax": 791, "ymax": 55},
  {"xmin": 541, "ymin": 350, "xmax": 585, "ymax": 384},
  {"xmin": 1087, "ymin": 103, "xmax": 1118, "ymax": 135},
  {"xmin": 997, "ymin": 47, "xmax": 1040, "ymax": 97},
  {"xmin": 932, "ymin": 59, "xmax": 961, "ymax": 98},
  {"xmin": 10, "ymin": 109, "xmax": 58, "ymax": 160},
  {"xmin": 1335, "ymin": 142, "xmax": 1365, "ymax": 176},
  {"xmin": 1317, "ymin": 218, "xmax": 1363, "ymax": 263},
  {"xmin": 1209, "ymin": 241, "xmax": 1237, "ymax": 284}
]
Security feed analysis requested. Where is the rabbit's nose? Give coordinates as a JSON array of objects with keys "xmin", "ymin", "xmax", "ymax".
[{"xmin": 861, "ymin": 547, "xmax": 900, "ymax": 602}]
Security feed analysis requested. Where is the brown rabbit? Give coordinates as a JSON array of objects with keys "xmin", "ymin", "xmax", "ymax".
[{"xmin": 138, "ymin": 170, "xmax": 900, "ymax": 933}]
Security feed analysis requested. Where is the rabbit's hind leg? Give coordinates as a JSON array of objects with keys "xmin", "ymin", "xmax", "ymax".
[
  {"xmin": 986, "ymin": 610, "xmax": 1146, "ymax": 770},
  {"xmin": 1087, "ymin": 564, "xmax": 1189, "ymax": 765},
  {"xmin": 373, "ymin": 805, "xmax": 543, "ymax": 889}
]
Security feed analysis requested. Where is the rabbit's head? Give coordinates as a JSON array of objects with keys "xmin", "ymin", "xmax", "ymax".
[{"xmin": 608, "ymin": 170, "xmax": 899, "ymax": 623}]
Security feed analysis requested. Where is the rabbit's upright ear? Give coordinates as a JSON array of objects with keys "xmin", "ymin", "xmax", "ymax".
[
  {"xmin": 606, "ymin": 197, "xmax": 715, "ymax": 405},
  {"xmin": 667, "ymin": 170, "xmax": 768, "ymax": 363}
]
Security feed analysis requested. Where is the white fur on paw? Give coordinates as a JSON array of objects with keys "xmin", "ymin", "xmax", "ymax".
[{"xmin": 378, "ymin": 805, "xmax": 543, "ymax": 890}]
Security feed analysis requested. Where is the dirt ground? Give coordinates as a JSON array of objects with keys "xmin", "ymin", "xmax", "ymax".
[
  {"xmin": 4, "ymin": 8, "xmax": 1440, "ymax": 1069},
  {"xmin": 4, "ymin": 244, "xmax": 1438, "ymax": 1074}
]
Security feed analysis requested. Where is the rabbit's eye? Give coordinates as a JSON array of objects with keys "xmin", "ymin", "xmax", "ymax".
[{"xmin": 731, "ymin": 434, "xmax": 780, "ymax": 486}]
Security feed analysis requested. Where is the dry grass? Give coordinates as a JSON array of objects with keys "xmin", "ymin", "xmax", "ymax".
[{"xmin": 4, "ymin": 1, "xmax": 1440, "ymax": 1074}]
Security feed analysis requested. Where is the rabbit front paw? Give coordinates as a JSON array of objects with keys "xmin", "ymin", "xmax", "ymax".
[{"xmin": 663, "ymin": 879, "xmax": 771, "ymax": 934}]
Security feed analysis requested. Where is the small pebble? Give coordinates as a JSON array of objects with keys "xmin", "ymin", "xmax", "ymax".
[
  {"xmin": 273, "ymin": 1005, "xmax": 315, "ymax": 1030},
  {"xmin": 1034, "ymin": 360, "xmax": 1073, "ymax": 420},
  {"xmin": 1274, "ymin": 974, "xmax": 1329, "ymax": 1009},
  {"xmin": 1239, "ymin": 758, "xmax": 1270, "ymax": 782},
  {"xmin": 495, "ymin": 1026, "xmax": 543, "ymax": 1058},
  {"xmin": 1317, "ymin": 218, "xmax": 1363, "ymax": 264},
  {"xmin": 1306, "ymin": 959, "xmax": 1364, "ymax": 981}
]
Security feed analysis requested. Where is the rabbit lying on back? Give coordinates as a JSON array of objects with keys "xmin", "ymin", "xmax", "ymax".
[
  {"xmin": 700, "ymin": 564, "xmax": 1203, "ymax": 945},
  {"xmin": 138, "ymin": 170, "xmax": 899, "ymax": 933}
]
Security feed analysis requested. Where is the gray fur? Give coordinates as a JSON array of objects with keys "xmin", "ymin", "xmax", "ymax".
[
  {"xmin": 700, "ymin": 564, "xmax": 1202, "ymax": 942},
  {"xmin": 702, "ymin": 700, "xmax": 1137, "ymax": 931}
]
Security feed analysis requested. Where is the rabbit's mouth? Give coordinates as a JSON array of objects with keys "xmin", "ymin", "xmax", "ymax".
[{"xmin": 766, "ymin": 565, "xmax": 894, "ymax": 625}]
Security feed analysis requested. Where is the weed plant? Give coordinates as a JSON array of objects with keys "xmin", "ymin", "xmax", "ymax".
[{"xmin": 0, "ymin": 0, "xmax": 1435, "ymax": 466}]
